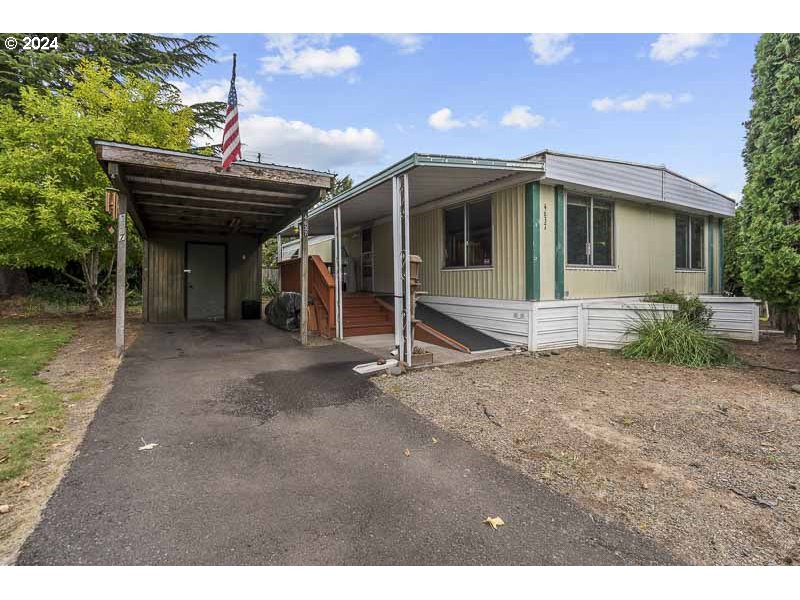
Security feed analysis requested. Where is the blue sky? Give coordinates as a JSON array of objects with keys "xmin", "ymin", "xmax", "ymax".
[{"xmin": 174, "ymin": 33, "xmax": 759, "ymax": 200}]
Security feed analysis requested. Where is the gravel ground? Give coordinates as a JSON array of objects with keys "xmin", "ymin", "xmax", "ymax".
[{"xmin": 375, "ymin": 332, "xmax": 800, "ymax": 565}]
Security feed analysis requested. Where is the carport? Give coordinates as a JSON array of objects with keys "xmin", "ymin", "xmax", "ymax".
[{"xmin": 94, "ymin": 140, "xmax": 333, "ymax": 356}]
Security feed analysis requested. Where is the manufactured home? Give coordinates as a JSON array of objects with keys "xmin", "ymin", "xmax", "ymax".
[{"xmin": 278, "ymin": 150, "xmax": 758, "ymax": 364}]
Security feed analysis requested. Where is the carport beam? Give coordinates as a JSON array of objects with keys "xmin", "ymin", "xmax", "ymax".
[
  {"xmin": 115, "ymin": 191, "xmax": 128, "ymax": 357},
  {"xmin": 300, "ymin": 211, "xmax": 309, "ymax": 345}
]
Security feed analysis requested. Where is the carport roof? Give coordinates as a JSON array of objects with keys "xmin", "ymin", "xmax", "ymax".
[
  {"xmin": 282, "ymin": 153, "xmax": 545, "ymax": 235},
  {"xmin": 93, "ymin": 140, "xmax": 334, "ymax": 240}
]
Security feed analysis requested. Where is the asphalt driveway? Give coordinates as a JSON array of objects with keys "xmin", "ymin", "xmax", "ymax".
[{"xmin": 18, "ymin": 322, "xmax": 673, "ymax": 565}]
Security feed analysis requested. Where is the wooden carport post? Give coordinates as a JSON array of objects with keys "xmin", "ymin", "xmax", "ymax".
[
  {"xmin": 300, "ymin": 211, "xmax": 309, "ymax": 345},
  {"xmin": 115, "ymin": 189, "xmax": 128, "ymax": 357}
]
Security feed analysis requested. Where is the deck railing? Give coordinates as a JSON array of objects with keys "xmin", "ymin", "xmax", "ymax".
[{"xmin": 279, "ymin": 256, "xmax": 335, "ymax": 337}]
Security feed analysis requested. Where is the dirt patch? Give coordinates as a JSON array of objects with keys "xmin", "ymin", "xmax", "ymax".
[
  {"xmin": 0, "ymin": 315, "xmax": 140, "ymax": 564},
  {"xmin": 375, "ymin": 332, "xmax": 800, "ymax": 565}
]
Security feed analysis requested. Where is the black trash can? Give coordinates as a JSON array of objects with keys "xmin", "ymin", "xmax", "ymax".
[{"xmin": 241, "ymin": 300, "xmax": 261, "ymax": 320}]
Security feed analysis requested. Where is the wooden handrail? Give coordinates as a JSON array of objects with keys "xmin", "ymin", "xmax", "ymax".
[{"xmin": 279, "ymin": 255, "xmax": 335, "ymax": 337}]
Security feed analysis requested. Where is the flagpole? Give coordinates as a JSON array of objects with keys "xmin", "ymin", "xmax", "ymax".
[{"xmin": 232, "ymin": 52, "xmax": 237, "ymax": 80}]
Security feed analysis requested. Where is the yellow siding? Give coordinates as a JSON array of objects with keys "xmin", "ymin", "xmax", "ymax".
[
  {"xmin": 309, "ymin": 238, "xmax": 333, "ymax": 263},
  {"xmin": 408, "ymin": 185, "xmax": 526, "ymax": 300},
  {"xmin": 539, "ymin": 184, "xmax": 556, "ymax": 300},
  {"xmin": 564, "ymin": 199, "xmax": 710, "ymax": 299}
]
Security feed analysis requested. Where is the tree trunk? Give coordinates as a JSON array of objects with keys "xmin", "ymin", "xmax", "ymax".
[{"xmin": 80, "ymin": 250, "xmax": 102, "ymax": 315}]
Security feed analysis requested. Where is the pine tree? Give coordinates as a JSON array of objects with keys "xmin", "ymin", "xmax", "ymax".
[
  {"xmin": 738, "ymin": 34, "xmax": 800, "ymax": 347},
  {"xmin": 0, "ymin": 33, "xmax": 224, "ymax": 139}
]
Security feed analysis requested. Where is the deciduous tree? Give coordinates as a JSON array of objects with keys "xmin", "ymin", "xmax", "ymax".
[{"xmin": 0, "ymin": 60, "xmax": 194, "ymax": 311}]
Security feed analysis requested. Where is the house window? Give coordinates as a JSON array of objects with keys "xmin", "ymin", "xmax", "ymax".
[
  {"xmin": 444, "ymin": 197, "xmax": 492, "ymax": 268},
  {"xmin": 566, "ymin": 193, "xmax": 614, "ymax": 267},
  {"xmin": 675, "ymin": 214, "xmax": 704, "ymax": 270}
]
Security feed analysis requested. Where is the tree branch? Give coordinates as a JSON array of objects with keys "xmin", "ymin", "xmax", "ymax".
[
  {"xmin": 61, "ymin": 270, "xmax": 86, "ymax": 288},
  {"xmin": 99, "ymin": 250, "xmax": 117, "ymax": 288}
]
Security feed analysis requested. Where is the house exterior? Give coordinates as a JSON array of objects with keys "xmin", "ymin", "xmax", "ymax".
[{"xmin": 280, "ymin": 150, "xmax": 758, "ymax": 363}]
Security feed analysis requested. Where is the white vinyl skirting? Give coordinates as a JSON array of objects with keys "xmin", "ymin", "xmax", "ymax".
[{"xmin": 419, "ymin": 295, "xmax": 760, "ymax": 351}]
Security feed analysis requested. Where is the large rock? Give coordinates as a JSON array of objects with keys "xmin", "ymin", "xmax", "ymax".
[
  {"xmin": 0, "ymin": 267, "xmax": 30, "ymax": 298},
  {"xmin": 265, "ymin": 292, "xmax": 303, "ymax": 331}
]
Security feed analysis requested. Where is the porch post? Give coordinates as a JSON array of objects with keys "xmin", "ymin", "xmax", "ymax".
[
  {"xmin": 115, "ymin": 191, "xmax": 128, "ymax": 357},
  {"xmin": 300, "ymin": 212, "xmax": 309, "ymax": 346},
  {"xmin": 334, "ymin": 206, "xmax": 344, "ymax": 339},
  {"xmin": 391, "ymin": 173, "xmax": 412, "ymax": 368}
]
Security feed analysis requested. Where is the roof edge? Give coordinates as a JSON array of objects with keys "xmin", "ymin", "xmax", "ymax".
[{"xmin": 524, "ymin": 149, "xmax": 736, "ymax": 204}]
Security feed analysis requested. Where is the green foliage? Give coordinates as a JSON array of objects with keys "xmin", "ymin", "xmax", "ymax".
[
  {"xmin": 738, "ymin": 34, "xmax": 800, "ymax": 340},
  {"xmin": 0, "ymin": 320, "xmax": 74, "ymax": 481},
  {"xmin": 29, "ymin": 281, "xmax": 86, "ymax": 307},
  {"xmin": 262, "ymin": 237, "xmax": 279, "ymax": 268},
  {"xmin": 622, "ymin": 313, "xmax": 736, "ymax": 368},
  {"xmin": 0, "ymin": 60, "xmax": 193, "ymax": 282},
  {"xmin": 723, "ymin": 210, "xmax": 745, "ymax": 296},
  {"xmin": 262, "ymin": 278, "xmax": 279, "ymax": 299},
  {"xmin": 0, "ymin": 33, "xmax": 223, "ymax": 138},
  {"xmin": 643, "ymin": 290, "xmax": 714, "ymax": 329}
]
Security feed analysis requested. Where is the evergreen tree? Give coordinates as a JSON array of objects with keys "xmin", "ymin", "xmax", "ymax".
[
  {"xmin": 0, "ymin": 33, "xmax": 223, "ymax": 139},
  {"xmin": 738, "ymin": 33, "xmax": 800, "ymax": 347}
]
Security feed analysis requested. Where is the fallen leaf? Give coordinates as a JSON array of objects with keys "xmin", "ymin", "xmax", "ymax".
[
  {"xmin": 139, "ymin": 441, "xmax": 159, "ymax": 451},
  {"xmin": 483, "ymin": 516, "xmax": 505, "ymax": 530},
  {"xmin": 431, "ymin": 437, "xmax": 438, "ymax": 444},
  {"xmin": 403, "ymin": 448, "xmax": 411, "ymax": 457},
  {"xmin": 47, "ymin": 426, "xmax": 61, "ymax": 433},
  {"xmin": 17, "ymin": 480, "xmax": 30, "ymax": 490}
]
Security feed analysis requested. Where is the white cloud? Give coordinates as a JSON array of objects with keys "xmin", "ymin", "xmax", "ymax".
[
  {"xmin": 501, "ymin": 105, "xmax": 545, "ymax": 129},
  {"xmin": 260, "ymin": 34, "xmax": 361, "ymax": 77},
  {"xmin": 428, "ymin": 107, "xmax": 464, "ymax": 131},
  {"xmin": 591, "ymin": 91, "xmax": 693, "ymax": 112},
  {"xmin": 427, "ymin": 108, "xmax": 486, "ymax": 131},
  {"xmin": 374, "ymin": 33, "xmax": 426, "ymax": 54},
  {"xmin": 727, "ymin": 190, "xmax": 742, "ymax": 203},
  {"xmin": 235, "ymin": 115, "xmax": 383, "ymax": 172},
  {"xmin": 649, "ymin": 33, "xmax": 726, "ymax": 63},
  {"xmin": 172, "ymin": 77, "xmax": 265, "ymax": 112},
  {"xmin": 526, "ymin": 33, "xmax": 574, "ymax": 65}
]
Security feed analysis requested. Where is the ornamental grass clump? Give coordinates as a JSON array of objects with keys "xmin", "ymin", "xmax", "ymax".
[{"xmin": 622, "ymin": 307, "xmax": 737, "ymax": 368}]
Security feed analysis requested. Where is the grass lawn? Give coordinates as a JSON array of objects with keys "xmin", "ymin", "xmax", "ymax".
[{"xmin": 0, "ymin": 320, "xmax": 75, "ymax": 482}]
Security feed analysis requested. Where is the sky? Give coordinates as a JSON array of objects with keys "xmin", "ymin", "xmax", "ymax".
[{"xmin": 173, "ymin": 33, "xmax": 760, "ymax": 200}]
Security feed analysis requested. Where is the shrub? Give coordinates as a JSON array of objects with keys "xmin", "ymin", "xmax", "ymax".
[
  {"xmin": 643, "ymin": 290, "xmax": 713, "ymax": 329},
  {"xmin": 29, "ymin": 281, "xmax": 86, "ymax": 308},
  {"xmin": 622, "ymin": 312, "xmax": 736, "ymax": 368},
  {"xmin": 262, "ymin": 278, "xmax": 279, "ymax": 299}
]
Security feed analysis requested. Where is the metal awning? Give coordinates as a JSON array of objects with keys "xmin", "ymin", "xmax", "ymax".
[
  {"xmin": 94, "ymin": 140, "xmax": 333, "ymax": 240},
  {"xmin": 289, "ymin": 153, "xmax": 544, "ymax": 235}
]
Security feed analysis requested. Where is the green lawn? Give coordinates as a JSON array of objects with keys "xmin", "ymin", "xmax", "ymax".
[{"xmin": 0, "ymin": 320, "xmax": 74, "ymax": 481}]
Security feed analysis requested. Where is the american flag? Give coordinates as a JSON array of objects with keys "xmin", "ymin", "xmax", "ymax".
[{"xmin": 221, "ymin": 53, "xmax": 242, "ymax": 170}]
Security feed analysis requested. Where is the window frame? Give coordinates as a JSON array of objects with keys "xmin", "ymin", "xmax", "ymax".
[
  {"xmin": 442, "ymin": 196, "xmax": 494, "ymax": 270},
  {"xmin": 675, "ymin": 213, "xmax": 706, "ymax": 271},
  {"xmin": 565, "ymin": 192, "xmax": 616, "ymax": 269}
]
